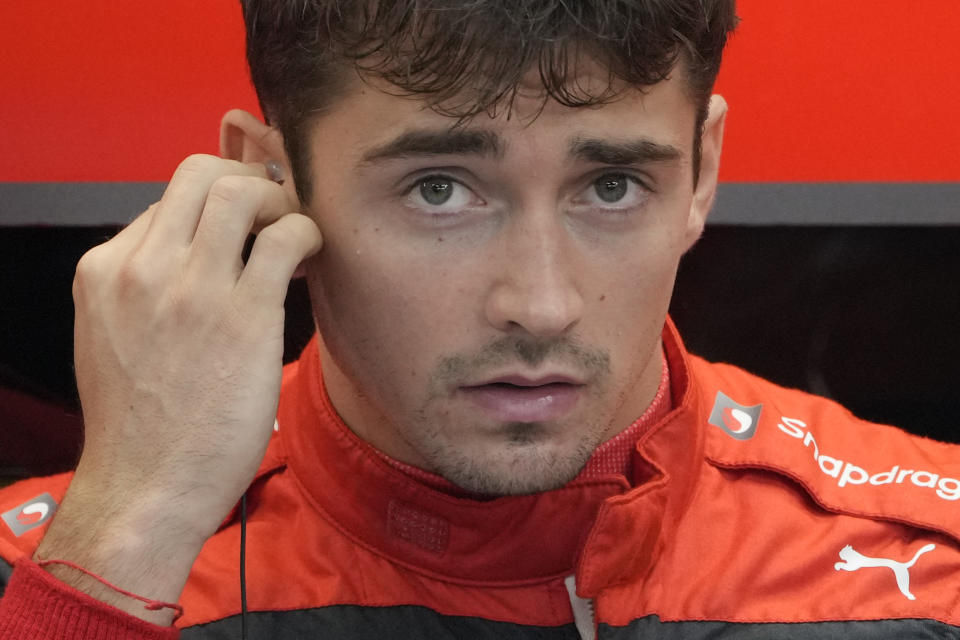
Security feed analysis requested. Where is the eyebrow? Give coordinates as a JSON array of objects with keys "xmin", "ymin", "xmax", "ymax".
[
  {"xmin": 569, "ymin": 137, "xmax": 683, "ymax": 165},
  {"xmin": 359, "ymin": 128, "xmax": 505, "ymax": 165}
]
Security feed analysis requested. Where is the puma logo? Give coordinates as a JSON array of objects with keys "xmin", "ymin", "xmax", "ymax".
[{"xmin": 834, "ymin": 543, "xmax": 936, "ymax": 600}]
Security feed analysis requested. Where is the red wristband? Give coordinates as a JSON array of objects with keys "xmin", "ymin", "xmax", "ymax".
[{"xmin": 36, "ymin": 558, "xmax": 184, "ymax": 621}]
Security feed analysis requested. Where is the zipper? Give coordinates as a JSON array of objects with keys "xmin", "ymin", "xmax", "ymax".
[{"xmin": 564, "ymin": 575, "xmax": 596, "ymax": 640}]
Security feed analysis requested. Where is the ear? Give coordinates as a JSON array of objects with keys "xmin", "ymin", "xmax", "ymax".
[
  {"xmin": 220, "ymin": 109, "xmax": 310, "ymax": 277},
  {"xmin": 683, "ymin": 95, "xmax": 727, "ymax": 251},
  {"xmin": 220, "ymin": 108, "xmax": 286, "ymax": 163}
]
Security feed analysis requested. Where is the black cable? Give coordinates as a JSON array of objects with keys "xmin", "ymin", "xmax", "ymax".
[{"xmin": 240, "ymin": 492, "xmax": 248, "ymax": 640}]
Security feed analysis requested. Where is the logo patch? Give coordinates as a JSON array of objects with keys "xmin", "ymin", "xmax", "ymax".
[
  {"xmin": 834, "ymin": 543, "xmax": 935, "ymax": 600},
  {"xmin": 776, "ymin": 416, "xmax": 960, "ymax": 501},
  {"xmin": 709, "ymin": 391, "xmax": 763, "ymax": 440},
  {"xmin": 2, "ymin": 493, "xmax": 58, "ymax": 537}
]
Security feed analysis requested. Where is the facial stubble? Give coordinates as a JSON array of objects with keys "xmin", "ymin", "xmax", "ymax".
[{"xmin": 411, "ymin": 335, "xmax": 615, "ymax": 496}]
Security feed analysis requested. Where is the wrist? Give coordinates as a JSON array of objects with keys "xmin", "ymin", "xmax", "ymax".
[
  {"xmin": 1, "ymin": 558, "xmax": 181, "ymax": 638},
  {"xmin": 34, "ymin": 558, "xmax": 185, "ymax": 627},
  {"xmin": 33, "ymin": 485, "xmax": 207, "ymax": 625}
]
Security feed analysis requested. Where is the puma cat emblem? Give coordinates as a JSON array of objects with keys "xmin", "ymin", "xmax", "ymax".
[{"xmin": 834, "ymin": 543, "xmax": 936, "ymax": 600}]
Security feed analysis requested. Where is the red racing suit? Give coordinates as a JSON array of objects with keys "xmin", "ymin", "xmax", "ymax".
[{"xmin": 1, "ymin": 319, "xmax": 959, "ymax": 639}]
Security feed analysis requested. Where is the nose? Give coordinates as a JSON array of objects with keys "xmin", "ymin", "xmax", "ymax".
[{"xmin": 484, "ymin": 212, "xmax": 584, "ymax": 338}]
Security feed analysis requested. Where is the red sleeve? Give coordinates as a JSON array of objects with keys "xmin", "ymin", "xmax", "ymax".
[{"xmin": 0, "ymin": 558, "xmax": 179, "ymax": 640}]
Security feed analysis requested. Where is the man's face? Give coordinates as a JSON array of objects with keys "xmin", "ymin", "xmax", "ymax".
[{"xmin": 299, "ymin": 66, "xmax": 720, "ymax": 495}]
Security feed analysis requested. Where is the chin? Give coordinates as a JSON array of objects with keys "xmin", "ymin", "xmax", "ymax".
[{"xmin": 430, "ymin": 435, "xmax": 596, "ymax": 497}]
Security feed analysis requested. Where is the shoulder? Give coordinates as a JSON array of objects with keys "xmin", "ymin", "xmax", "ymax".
[
  {"xmin": 688, "ymin": 355, "xmax": 960, "ymax": 544},
  {"xmin": 0, "ymin": 473, "xmax": 73, "ymax": 564},
  {"xmin": 653, "ymin": 357, "xmax": 960, "ymax": 623}
]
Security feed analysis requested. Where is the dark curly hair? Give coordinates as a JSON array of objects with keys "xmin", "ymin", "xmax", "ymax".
[{"xmin": 241, "ymin": 1, "xmax": 738, "ymax": 203}]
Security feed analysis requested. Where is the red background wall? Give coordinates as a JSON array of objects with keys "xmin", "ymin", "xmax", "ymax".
[{"xmin": 1, "ymin": 0, "xmax": 958, "ymax": 183}]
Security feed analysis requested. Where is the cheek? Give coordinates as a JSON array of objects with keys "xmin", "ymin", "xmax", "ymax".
[
  {"xmin": 306, "ymin": 229, "xmax": 479, "ymax": 380},
  {"xmin": 583, "ymin": 218, "xmax": 687, "ymax": 341},
  {"xmin": 311, "ymin": 244, "xmax": 415, "ymax": 340},
  {"xmin": 594, "ymin": 210, "xmax": 687, "ymax": 288}
]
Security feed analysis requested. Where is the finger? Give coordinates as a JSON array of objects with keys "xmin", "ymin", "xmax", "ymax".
[
  {"xmin": 185, "ymin": 174, "xmax": 293, "ymax": 283},
  {"xmin": 234, "ymin": 213, "xmax": 323, "ymax": 310},
  {"xmin": 74, "ymin": 202, "xmax": 159, "ymax": 274},
  {"xmin": 102, "ymin": 202, "xmax": 158, "ymax": 253},
  {"xmin": 145, "ymin": 155, "xmax": 269, "ymax": 249}
]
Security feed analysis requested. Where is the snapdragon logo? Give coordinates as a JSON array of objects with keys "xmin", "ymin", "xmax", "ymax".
[
  {"xmin": 777, "ymin": 417, "xmax": 960, "ymax": 502},
  {"xmin": 709, "ymin": 391, "xmax": 763, "ymax": 441},
  {"xmin": 2, "ymin": 493, "xmax": 58, "ymax": 537}
]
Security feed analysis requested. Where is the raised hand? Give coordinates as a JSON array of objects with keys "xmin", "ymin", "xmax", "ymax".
[{"xmin": 35, "ymin": 154, "xmax": 323, "ymax": 624}]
